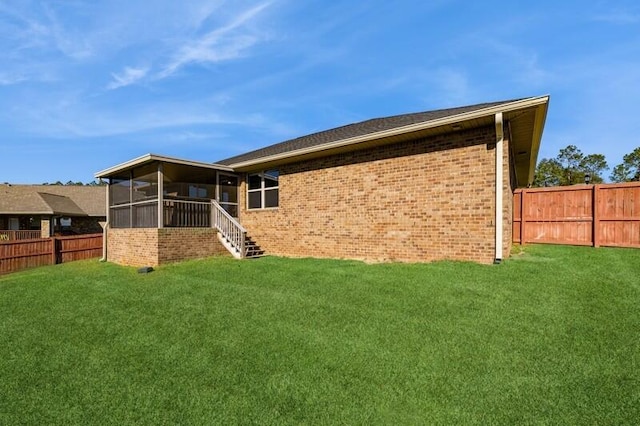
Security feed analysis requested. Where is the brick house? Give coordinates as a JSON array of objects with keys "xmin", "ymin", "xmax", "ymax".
[
  {"xmin": 95, "ymin": 96, "xmax": 549, "ymax": 266},
  {"xmin": 0, "ymin": 185, "xmax": 106, "ymax": 240}
]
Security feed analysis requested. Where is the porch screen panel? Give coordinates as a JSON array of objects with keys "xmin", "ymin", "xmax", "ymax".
[
  {"xmin": 108, "ymin": 166, "xmax": 159, "ymax": 228},
  {"xmin": 110, "ymin": 175, "xmax": 131, "ymax": 228},
  {"xmin": 162, "ymin": 164, "xmax": 217, "ymax": 228},
  {"xmin": 133, "ymin": 202, "xmax": 158, "ymax": 228},
  {"xmin": 132, "ymin": 165, "xmax": 158, "ymax": 202},
  {"xmin": 110, "ymin": 205, "xmax": 131, "ymax": 228},
  {"xmin": 108, "ymin": 162, "xmax": 223, "ymax": 228},
  {"xmin": 110, "ymin": 177, "xmax": 131, "ymax": 206}
]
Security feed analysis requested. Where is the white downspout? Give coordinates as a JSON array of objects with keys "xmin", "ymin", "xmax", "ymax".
[
  {"xmin": 494, "ymin": 112, "xmax": 504, "ymax": 264},
  {"xmin": 100, "ymin": 222, "xmax": 109, "ymax": 262},
  {"xmin": 157, "ymin": 163, "xmax": 164, "ymax": 229},
  {"xmin": 100, "ymin": 181, "xmax": 109, "ymax": 262}
]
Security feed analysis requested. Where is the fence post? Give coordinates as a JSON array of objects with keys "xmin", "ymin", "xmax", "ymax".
[
  {"xmin": 592, "ymin": 185, "xmax": 600, "ymax": 247},
  {"xmin": 520, "ymin": 189, "xmax": 526, "ymax": 245},
  {"xmin": 50, "ymin": 237, "xmax": 57, "ymax": 265},
  {"xmin": 52, "ymin": 237, "xmax": 63, "ymax": 265}
]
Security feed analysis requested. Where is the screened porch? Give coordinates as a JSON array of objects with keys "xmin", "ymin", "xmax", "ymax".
[{"xmin": 98, "ymin": 155, "xmax": 239, "ymax": 229}]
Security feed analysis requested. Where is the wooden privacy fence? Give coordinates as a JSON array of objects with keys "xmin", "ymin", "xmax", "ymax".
[
  {"xmin": 0, "ymin": 233, "xmax": 103, "ymax": 275},
  {"xmin": 514, "ymin": 182, "xmax": 640, "ymax": 248},
  {"xmin": 0, "ymin": 230, "xmax": 42, "ymax": 241}
]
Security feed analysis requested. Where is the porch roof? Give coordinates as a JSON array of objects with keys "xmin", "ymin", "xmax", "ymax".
[{"xmin": 94, "ymin": 153, "xmax": 234, "ymax": 179}]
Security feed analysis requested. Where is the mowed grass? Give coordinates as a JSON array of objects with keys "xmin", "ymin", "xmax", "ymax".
[{"xmin": 1, "ymin": 245, "xmax": 639, "ymax": 424}]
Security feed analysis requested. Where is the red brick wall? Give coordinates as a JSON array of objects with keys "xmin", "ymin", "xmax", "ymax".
[
  {"xmin": 107, "ymin": 227, "xmax": 229, "ymax": 266},
  {"xmin": 239, "ymin": 125, "xmax": 514, "ymax": 264}
]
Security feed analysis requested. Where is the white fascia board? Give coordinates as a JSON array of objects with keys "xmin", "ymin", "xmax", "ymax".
[
  {"xmin": 526, "ymin": 99, "xmax": 551, "ymax": 184},
  {"xmin": 95, "ymin": 153, "xmax": 234, "ymax": 178},
  {"xmin": 228, "ymin": 95, "xmax": 550, "ymax": 169}
]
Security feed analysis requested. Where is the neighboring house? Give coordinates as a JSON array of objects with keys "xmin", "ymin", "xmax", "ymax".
[
  {"xmin": 95, "ymin": 96, "xmax": 549, "ymax": 266},
  {"xmin": 0, "ymin": 185, "xmax": 106, "ymax": 239}
]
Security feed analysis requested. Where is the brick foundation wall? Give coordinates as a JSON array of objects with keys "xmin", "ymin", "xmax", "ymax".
[
  {"xmin": 239, "ymin": 125, "xmax": 514, "ymax": 264},
  {"xmin": 157, "ymin": 228, "xmax": 228, "ymax": 263},
  {"xmin": 108, "ymin": 228, "xmax": 159, "ymax": 266},
  {"xmin": 107, "ymin": 227, "xmax": 229, "ymax": 266}
]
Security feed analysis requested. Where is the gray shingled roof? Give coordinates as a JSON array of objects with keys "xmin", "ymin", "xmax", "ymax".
[
  {"xmin": 0, "ymin": 185, "xmax": 106, "ymax": 216},
  {"xmin": 38, "ymin": 193, "xmax": 87, "ymax": 216},
  {"xmin": 217, "ymin": 99, "xmax": 521, "ymax": 166}
]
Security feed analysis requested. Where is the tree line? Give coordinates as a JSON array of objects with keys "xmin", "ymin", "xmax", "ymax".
[
  {"xmin": 40, "ymin": 180, "xmax": 106, "ymax": 186},
  {"xmin": 533, "ymin": 145, "xmax": 640, "ymax": 187},
  {"xmin": 25, "ymin": 146, "xmax": 640, "ymax": 188}
]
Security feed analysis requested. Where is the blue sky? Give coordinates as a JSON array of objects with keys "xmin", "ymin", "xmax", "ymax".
[{"xmin": 1, "ymin": 0, "xmax": 639, "ymax": 184}]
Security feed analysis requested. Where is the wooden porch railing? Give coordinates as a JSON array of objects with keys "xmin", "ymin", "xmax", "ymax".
[
  {"xmin": 211, "ymin": 200, "xmax": 246, "ymax": 258},
  {"xmin": 0, "ymin": 230, "xmax": 42, "ymax": 241},
  {"xmin": 110, "ymin": 198, "xmax": 213, "ymax": 228},
  {"xmin": 164, "ymin": 198, "xmax": 211, "ymax": 227}
]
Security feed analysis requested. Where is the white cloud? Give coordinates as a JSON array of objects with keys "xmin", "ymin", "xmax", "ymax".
[
  {"xmin": 429, "ymin": 68, "xmax": 471, "ymax": 105},
  {"xmin": 361, "ymin": 68, "xmax": 473, "ymax": 108},
  {"xmin": 480, "ymin": 39, "xmax": 553, "ymax": 88},
  {"xmin": 10, "ymin": 95, "xmax": 263, "ymax": 139},
  {"xmin": 0, "ymin": 72, "xmax": 27, "ymax": 86},
  {"xmin": 107, "ymin": 66, "xmax": 149, "ymax": 90},
  {"xmin": 187, "ymin": 1, "xmax": 226, "ymax": 30},
  {"xmin": 0, "ymin": 3, "xmax": 49, "ymax": 49},
  {"xmin": 156, "ymin": 131, "xmax": 229, "ymax": 146},
  {"xmin": 159, "ymin": 2, "xmax": 272, "ymax": 78},
  {"xmin": 41, "ymin": 4, "xmax": 94, "ymax": 60}
]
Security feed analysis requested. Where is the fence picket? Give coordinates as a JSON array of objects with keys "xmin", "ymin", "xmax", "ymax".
[
  {"xmin": 0, "ymin": 233, "xmax": 103, "ymax": 275},
  {"xmin": 514, "ymin": 182, "xmax": 640, "ymax": 248}
]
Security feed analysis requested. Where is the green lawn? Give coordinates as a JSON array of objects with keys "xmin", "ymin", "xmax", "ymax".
[{"xmin": 1, "ymin": 245, "xmax": 639, "ymax": 424}]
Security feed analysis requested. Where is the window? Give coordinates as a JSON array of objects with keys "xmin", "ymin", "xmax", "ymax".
[
  {"xmin": 247, "ymin": 170, "xmax": 279, "ymax": 209},
  {"xmin": 188, "ymin": 185, "xmax": 208, "ymax": 199}
]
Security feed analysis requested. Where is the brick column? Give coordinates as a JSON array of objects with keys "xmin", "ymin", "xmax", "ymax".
[{"xmin": 41, "ymin": 217, "xmax": 51, "ymax": 238}]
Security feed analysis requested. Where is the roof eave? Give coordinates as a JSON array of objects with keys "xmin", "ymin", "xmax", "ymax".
[
  {"xmin": 95, "ymin": 153, "xmax": 234, "ymax": 178},
  {"xmin": 0, "ymin": 210, "xmax": 55, "ymax": 215},
  {"xmin": 525, "ymin": 100, "xmax": 550, "ymax": 185},
  {"xmin": 227, "ymin": 95, "xmax": 550, "ymax": 170}
]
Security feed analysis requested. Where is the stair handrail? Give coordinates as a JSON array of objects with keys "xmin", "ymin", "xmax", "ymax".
[{"xmin": 211, "ymin": 200, "xmax": 246, "ymax": 257}]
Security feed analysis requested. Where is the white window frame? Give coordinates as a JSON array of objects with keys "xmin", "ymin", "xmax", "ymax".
[{"xmin": 247, "ymin": 170, "xmax": 279, "ymax": 210}]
